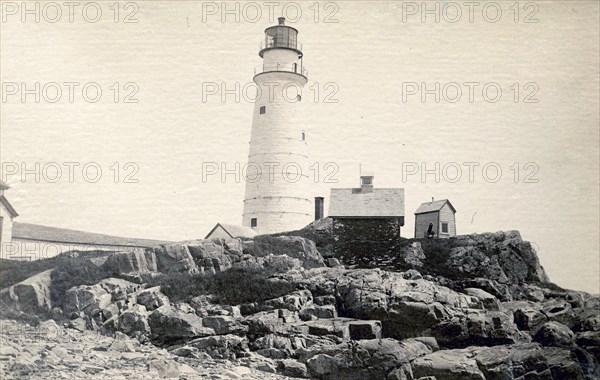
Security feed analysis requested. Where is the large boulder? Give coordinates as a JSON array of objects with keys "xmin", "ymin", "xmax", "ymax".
[
  {"xmin": 117, "ymin": 306, "xmax": 150, "ymax": 340},
  {"xmin": 412, "ymin": 349, "xmax": 486, "ymax": 380},
  {"xmin": 463, "ymin": 288, "xmax": 501, "ymax": 310},
  {"xmin": 135, "ymin": 286, "xmax": 169, "ymax": 311},
  {"xmin": 244, "ymin": 309, "xmax": 302, "ymax": 336},
  {"xmin": 152, "ymin": 244, "xmax": 199, "ymax": 274},
  {"xmin": 503, "ymin": 301, "xmax": 547, "ymax": 331},
  {"xmin": 0, "ymin": 269, "xmax": 53, "ymax": 312},
  {"xmin": 202, "ymin": 315, "xmax": 247, "ymax": 335},
  {"xmin": 64, "ymin": 284, "xmax": 111, "ymax": 316},
  {"xmin": 533, "ymin": 321, "xmax": 575, "ymax": 347},
  {"xmin": 148, "ymin": 304, "xmax": 213, "ymax": 343}
]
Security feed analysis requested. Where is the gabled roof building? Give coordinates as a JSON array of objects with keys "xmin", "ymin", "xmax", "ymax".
[{"xmin": 414, "ymin": 199, "xmax": 457, "ymax": 238}]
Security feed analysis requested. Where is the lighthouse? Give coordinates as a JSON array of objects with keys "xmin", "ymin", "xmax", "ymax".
[{"xmin": 242, "ymin": 17, "xmax": 312, "ymax": 234}]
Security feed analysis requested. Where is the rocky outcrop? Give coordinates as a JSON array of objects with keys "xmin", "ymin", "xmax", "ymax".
[
  {"xmin": 103, "ymin": 250, "xmax": 158, "ymax": 275},
  {"xmin": 243, "ymin": 236, "xmax": 326, "ymax": 269},
  {"xmin": 2, "ymin": 230, "xmax": 598, "ymax": 379},
  {"xmin": 149, "ymin": 236, "xmax": 326, "ymax": 277},
  {"xmin": 331, "ymin": 268, "xmax": 526, "ymax": 347}
]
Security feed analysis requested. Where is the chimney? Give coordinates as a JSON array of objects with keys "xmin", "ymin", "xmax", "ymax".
[
  {"xmin": 314, "ymin": 197, "xmax": 324, "ymax": 220},
  {"xmin": 278, "ymin": 17, "xmax": 286, "ymax": 25},
  {"xmin": 360, "ymin": 172, "xmax": 374, "ymax": 193}
]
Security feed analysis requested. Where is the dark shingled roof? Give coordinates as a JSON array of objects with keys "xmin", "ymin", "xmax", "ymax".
[
  {"xmin": 414, "ymin": 199, "xmax": 456, "ymax": 214},
  {"xmin": 12, "ymin": 222, "xmax": 171, "ymax": 247}
]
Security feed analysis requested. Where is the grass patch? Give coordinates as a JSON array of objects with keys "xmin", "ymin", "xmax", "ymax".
[{"xmin": 0, "ymin": 257, "xmax": 59, "ymax": 289}]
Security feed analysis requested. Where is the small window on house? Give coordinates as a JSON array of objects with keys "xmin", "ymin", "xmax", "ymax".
[
  {"xmin": 260, "ymin": 106, "xmax": 266, "ymax": 114},
  {"xmin": 251, "ymin": 218, "xmax": 258, "ymax": 227},
  {"xmin": 441, "ymin": 223, "xmax": 449, "ymax": 233},
  {"xmin": 302, "ymin": 132, "xmax": 305, "ymax": 140}
]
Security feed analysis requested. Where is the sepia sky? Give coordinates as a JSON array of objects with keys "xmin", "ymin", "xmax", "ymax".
[{"xmin": 1, "ymin": 1, "xmax": 598, "ymax": 293}]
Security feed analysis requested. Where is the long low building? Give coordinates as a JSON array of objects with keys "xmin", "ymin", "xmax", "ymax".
[{"xmin": 4, "ymin": 222, "xmax": 171, "ymax": 261}]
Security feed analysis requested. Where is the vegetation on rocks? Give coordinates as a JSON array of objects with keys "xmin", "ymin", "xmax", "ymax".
[{"xmin": 142, "ymin": 268, "xmax": 298, "ymax": 305}]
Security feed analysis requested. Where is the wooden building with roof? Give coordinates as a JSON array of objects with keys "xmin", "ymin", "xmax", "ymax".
[
  {"xmin": 8, "ymin": 222, "xmax": 171, "ymax": 261},
  {"xmin": 414, "ymin": 199, "xmax": 457, "ymax": 238}
]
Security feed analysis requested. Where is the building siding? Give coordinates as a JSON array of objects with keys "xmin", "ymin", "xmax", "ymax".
[
  {"xmin": 415, "ymin": 212, "xmax": 439, "ymax": 238},
  {"xmin": 438, "ymin": 203, "xmax": 457, "ymax": 237}
]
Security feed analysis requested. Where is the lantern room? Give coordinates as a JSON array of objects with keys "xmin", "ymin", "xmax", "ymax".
[{"xmin": 259, "ymin": 17, "xmax": 303, "ymax": 58}]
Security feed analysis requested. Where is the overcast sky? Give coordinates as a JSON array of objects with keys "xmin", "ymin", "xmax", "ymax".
[{"xmin": 1, "ymin": 1, "xmax": 598, "ymax": 293}]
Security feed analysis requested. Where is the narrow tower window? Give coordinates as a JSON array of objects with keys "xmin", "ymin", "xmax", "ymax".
[
  {"xmin": 260, "ymin": 106, "xmax": 266, "ymax": 114},
  {"xmin": 251, "ymin": 218, "xmax": 258, "ymax": 227},
  {"xmin": 302, "ymin": 132, "xmax": 305, "ymax": 141}
]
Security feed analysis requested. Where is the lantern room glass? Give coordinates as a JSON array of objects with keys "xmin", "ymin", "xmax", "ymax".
[{"xmin": 265, "ymin": 26, "xmax": 298, "ymax": 50}]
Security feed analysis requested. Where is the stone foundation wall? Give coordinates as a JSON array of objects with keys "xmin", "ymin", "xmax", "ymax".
[{"xmin": 331, "ymin": 218, "xmax": 403, "ymax": 264}]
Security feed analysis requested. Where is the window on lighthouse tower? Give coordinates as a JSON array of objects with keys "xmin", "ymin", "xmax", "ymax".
[
  {"xmin": 251, "ymin": 218, "xmax": 258, "ymax": 227},
  {"xmin": 260, "ymin": 106, "xmax": 266, "ymax": 114}
]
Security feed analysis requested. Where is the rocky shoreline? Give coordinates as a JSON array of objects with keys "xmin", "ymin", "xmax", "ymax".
[{"xmin": 1, "ymin": 223, "xmax": 598, "ymax": 379}]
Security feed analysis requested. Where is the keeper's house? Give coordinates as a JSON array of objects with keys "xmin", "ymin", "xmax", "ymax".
[
  {"xmin": 328, "ymin": 173, "xmax": 405, "ymax": 256},
  {"xmin": 414, "ymin": 199, "xmax": 457, "ymax": 238}
]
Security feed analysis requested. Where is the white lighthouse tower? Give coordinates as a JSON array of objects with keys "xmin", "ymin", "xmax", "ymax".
[{"xmin": 242, "ymin": 17, "xmax": 312, "ymax": 234}]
